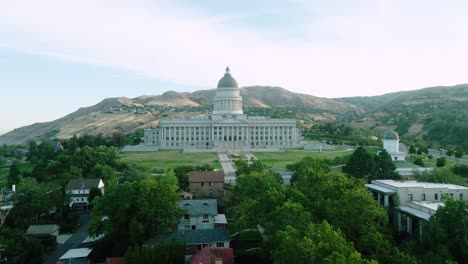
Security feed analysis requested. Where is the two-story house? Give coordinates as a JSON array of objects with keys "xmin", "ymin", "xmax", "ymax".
[
  {"xmin": 367, "ymin": 179, "xmax": 468, "ymax": 236},
  {"xmin": 66, "ymin": 179, "xmax": 104, "ymax": 208},
  {"xmin": 151, "ymin": 199, "xmax": 230, "ymax": 256},
  {"xmin": 188, "ymin": 171, "xmax": 225, "ymax": 199}
]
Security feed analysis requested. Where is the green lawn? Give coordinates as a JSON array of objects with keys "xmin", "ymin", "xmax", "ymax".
[
  {"xmin": 254, "ymin": 149, "xmax": 353, "ymax": 168},
  {"xmin": 121, "ymin": 151, "xmax": 221, "ymax": 171}
]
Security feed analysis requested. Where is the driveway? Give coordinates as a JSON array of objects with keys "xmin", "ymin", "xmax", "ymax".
[{"xmin": 44, "ymin": 212, "xmax": 91, "ymax": 264}]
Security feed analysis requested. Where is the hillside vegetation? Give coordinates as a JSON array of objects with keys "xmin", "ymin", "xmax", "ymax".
[
  {"xmin": 1, "ymin": 84, "xmax": 467, "ymax": 148},
  {"xmin": 339, "ymin": 84, "xmax": 468, "ymax": 148},
  {"xmin": 0, "ymin": 86, "xmax": 362, "ymax": 145}
]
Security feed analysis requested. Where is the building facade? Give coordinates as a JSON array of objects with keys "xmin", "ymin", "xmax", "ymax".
[
  {"xmin": 188, "ymin": 171, "xmax": 224, "ymax": 199},
  {"xmin": 144, "ymin": 67, "xmax": 301, "ymax": 151},
  {"xmin": 367, "ymin": 180, "xmax": 468, "ymax": 235},
  {"xmin": 66, "ymin": 178, "xmax": 104, "ymax": 208}
]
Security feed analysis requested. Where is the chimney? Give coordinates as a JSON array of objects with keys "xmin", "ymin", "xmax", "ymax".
[{"xmin": 12, "ymin": 184, "xmax": 16, "ymax": 192}]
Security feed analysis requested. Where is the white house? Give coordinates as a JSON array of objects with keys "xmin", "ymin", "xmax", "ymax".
[
  {"xmin": 367, "ymin": 180, "xmax": 468, "ymax": 235},
  {"xmin": 66, "ymin": 178, "xmax": 104, "ymax": 208}
]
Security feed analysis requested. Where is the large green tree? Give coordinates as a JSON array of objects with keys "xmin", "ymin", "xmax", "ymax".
[
  {"xmin": 343, "ymin": 147, "xmax": 376, "ymax": 182},
  {"xmin": 417, "ymin": 199, "xmax": 468, "ymax": 263},
  {"xmin": 89, "ymin": 171, "xmax": 181, "ymax": 254},
  {"xmin": 374, "ymin": 149, "xmax": 400, "ymax": 180},
  {"xmin": 273, "ymin": 222, "xmax": 376, "ymax": 264},
  {"xmin": 7, "ymin": 161, "xmax": 21, "ymax": 186}
]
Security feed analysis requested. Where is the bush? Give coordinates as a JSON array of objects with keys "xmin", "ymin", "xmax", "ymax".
[
  {"xmin": 436, "ymin": 157, "xmax": 447, "ymax": 167},
  {"xmin": 414, "ymin": 158, "xmax": 425, "ymax": 167}
]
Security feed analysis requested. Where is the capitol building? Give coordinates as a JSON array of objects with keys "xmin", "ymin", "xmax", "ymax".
[{"xmin": 143, "ymin": 67, "xmax": 301, "ymax": 151}]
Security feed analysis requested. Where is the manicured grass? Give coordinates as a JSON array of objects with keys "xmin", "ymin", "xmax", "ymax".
[
  {"xmin": 120, "ymin": 151, "xmax": 221, "ymax": 171},
  {"xmin": 254, "ymin": 149, "xmax": 353, "ymax": 168}
]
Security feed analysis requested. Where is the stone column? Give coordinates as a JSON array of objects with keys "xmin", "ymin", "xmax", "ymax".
[
  {"xmin": 407, "ymin": 216, "xmax": 412, "ymax": 234},
  {"xmin": 384, "ymin": 195, "xmax": 389, "ymax": 208},
  {"xmin": 397, "ymin": 212, "xmax": 402, "ymax": 232},
  {"xmin": 377, "ymin": 193, "xmax": 382, "ymax": 206}
]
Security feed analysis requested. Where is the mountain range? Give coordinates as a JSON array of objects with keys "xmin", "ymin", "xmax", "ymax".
[{"xmin": 1, "ymin": 84, "xmax": 467, "ymax": 146}]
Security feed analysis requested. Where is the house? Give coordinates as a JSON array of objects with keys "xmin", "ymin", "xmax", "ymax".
[
  {"xmin": 191, "ymin": 245, "xmax": 234, "ymax": 264},
  {"xmin": 147, "ymin": 199, "xmax": 230, "ymax": 257},
  {"xmin": 66, "ymin": 179, "xmax": 104, "ymax": 208},
  {"xmin": 163, "ymin": 229, "xmax": 231, "ymax": 255},
  {"xmin": 59, "ymin": 248, "xmax": 93, "ymax": 264},
  {"xmin": 178, "ymin": 199, "xmax": 227, "ymax": 230},
  {"xmin": 12, "ymin": 148, "xmax": 28, "ymax": 157},
  {"xmin": 26, "ymin": 224, "xmax": 60, "ymax": 237},
  {"xmin": 25, "ymin": 224, "xmax": 60, "ymax": 248},
  {"xmin": 188, "ymin": 171, "xmax": 224, "ymax": 198},
  {"xmin": 367, "ymin": 180, "xmax": 468, "ymax": 236},
  {"xmin": 51, "ymin": 141, "xmax": 63, "ymax": 152}
]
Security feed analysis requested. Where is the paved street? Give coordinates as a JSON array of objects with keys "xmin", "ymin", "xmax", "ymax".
[
  {"xmin": 44, "ymin": 212, "xmax": 91, "ymax": 264},
  {"xmin": 428, "ymin": 149, "xmax": 468, "ymax": 164}
]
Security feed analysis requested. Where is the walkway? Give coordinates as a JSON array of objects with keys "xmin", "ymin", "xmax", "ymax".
[{"xmin": 218, "ymin": 153, "xmax": 237, "ymax": 185}]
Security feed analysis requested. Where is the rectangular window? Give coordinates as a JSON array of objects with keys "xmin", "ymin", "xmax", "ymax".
[
  {"xmin": 216, "ymin": 242, "xmax": 224, "ymax": 248},
  {"xmin": 201, "ymin": 182, "xmax": 204, "ymax": 186},
  {"xmin": 460, "ymin": 193, "xmax": 464, "ymax": 200},
  {"xmin": 209, "ymin": 182, "xmax": 213, "ymax": 186},
  {"xmin": 202, "ymin": 214, "xmax": 209, "ymax": 222},
  {"xmin": 435, "ymin": 193, "xmax": 438, "ymax": 200},
  {"xmin": 421, "ymin": 194, "xmax": 425, "ymax": 200},
  {"xmin": 408, "ymin": 194, "xmax": 413, "ymax": 201}
]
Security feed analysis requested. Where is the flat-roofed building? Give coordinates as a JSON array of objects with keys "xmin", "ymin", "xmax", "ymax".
[{"xmin": 367, "ymin": 180, "xmax": 468, "ymax": 235}]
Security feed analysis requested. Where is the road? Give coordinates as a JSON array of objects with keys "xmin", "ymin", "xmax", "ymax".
[
  {"xmin": 44, "ymin": 212, "xmax": 91, "ymax": 264},
  {"xmin": 428, "ymin": 149, "xmax": 468, "ymax": 164}
]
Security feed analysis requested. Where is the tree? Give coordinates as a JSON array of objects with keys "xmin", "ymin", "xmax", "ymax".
[
  {"xmin": 436, "ymin": 157, "xmax": 447, "ymax": 167},
  {"xmin": 10, "ymin": 178, "xmax": 60, "ymax": 228},
  {"xmin": 228, "ymin": 171, "xmax": 284, "ymax": 231},
  {"xmin": 272, "ymin": 222, "xmax": 375, "ymax": 264},
  {"xmin": 88, "ymin": 186, "xmax": 102, "ymax": 205},
  {"xmin": 374, "ymin": 150, "xmax": 400, "ymax": 180},
  {"xmin": 343, "ymin": 147, "xmax": 376, "ymax": 182},
  {"xmin": 454, "ymin": 146, "xmax": 464, "ymax": 158},
  {"xmin": 0, "ymin": 227, "xmax": 43, "ymax": 264},
  {"xmin": 409, "ymin": 145, "xmax": 417, "ymax": 154},
  {"xmin": 89, "ymin": 172, "xmax": 181, "ymax": 254},
  {"xmin": 418, "ymin": 199, "xmax": 468, "ymax": 263},
  {"xmin": 7, "ymin": 161, "xmax": 21, "ymax": 186},
  {"xmin": 413, "ymin": 157, "xmax": 424, "ymax": 166}
]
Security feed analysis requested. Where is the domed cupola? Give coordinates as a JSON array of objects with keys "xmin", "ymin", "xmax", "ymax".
[
  {"xmin": 217, "ymin": 67, "xmax": 239, "ymax": 89},
  {"xmin": 213, "ymin": 66, "xmax": 243, "ymax": 116},
  {"xmin": 384, "ymin": 130, "xmax": 399, "ymax": 140}
]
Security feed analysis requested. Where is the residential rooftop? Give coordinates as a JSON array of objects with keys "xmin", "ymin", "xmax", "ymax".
[{"xmin": 179, "ymin": 199, "xmax": 218, "ymax": 216}]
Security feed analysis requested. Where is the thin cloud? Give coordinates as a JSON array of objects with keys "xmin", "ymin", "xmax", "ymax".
[{"xmin": 1, "ymin": 0, "xmax": 467, "ymax": 98}]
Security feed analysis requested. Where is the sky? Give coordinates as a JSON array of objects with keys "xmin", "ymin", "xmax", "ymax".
[{"xmin": 1, "ymin": 0, "xmax": 468, "ymax": 134}]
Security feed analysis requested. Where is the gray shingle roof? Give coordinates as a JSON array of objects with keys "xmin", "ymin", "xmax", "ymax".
[
  {"xmin": 66, "ymin": 179, "xmax": 101, "ymax": 190},
  {"xmin": 179, "ymin": 199, "xmax": 218, "ymax": 216},
  {"xmin": 164, "ymin": 229, "xmax": 230, "ymax": 244},
  {"xmin": 25, "ymin": 224, "xmax": 60, "ymax": 236}
]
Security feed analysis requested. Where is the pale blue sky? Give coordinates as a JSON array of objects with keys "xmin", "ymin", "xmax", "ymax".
[{"xmin": 1, "ymin": 0, "xmax": 468, "ymax": 134}]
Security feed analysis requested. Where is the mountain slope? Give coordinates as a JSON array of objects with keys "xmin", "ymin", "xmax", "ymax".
[
  {"xmin": 339, "ymin": 84, "xmax": 468, "ymax": 145},
  {"xmin": 0, "ymin": 86, "xmax": 362, "ymax": 145}
]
